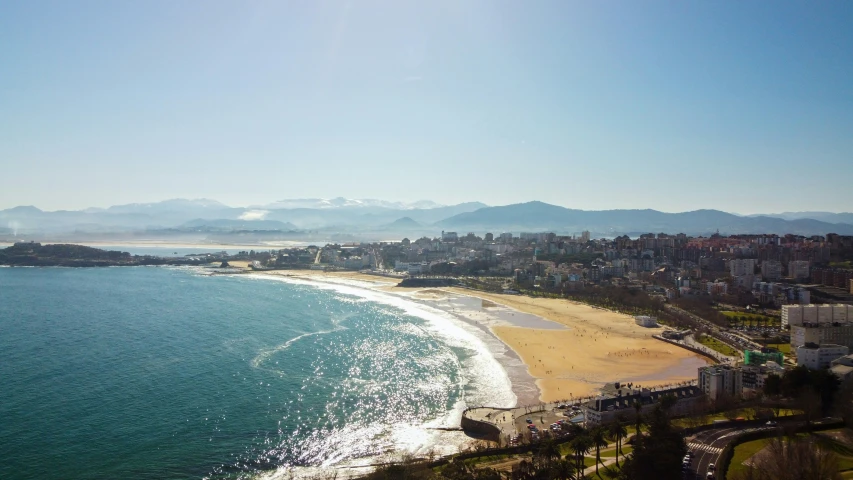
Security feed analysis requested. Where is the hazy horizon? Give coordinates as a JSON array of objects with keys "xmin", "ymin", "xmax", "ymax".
[
  {"xmin": 2, "ymin": 196, "xmax": 853, "ymax": 217},
  {"xmin": 2, "ymin": 1, "xmax": 852, "ymax": 213}
]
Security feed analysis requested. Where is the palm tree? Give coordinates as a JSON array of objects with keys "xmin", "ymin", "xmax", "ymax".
[
  {"xmin": 536, "ymin": 438, "xmax": 561, "ymax": 467},
  {"xmin": 632, "ymin": 400, "xmax": 643, "ymax": 439},
  {"xmin": 512, "ymin": 459, "xmax": 535, "ymax": 480},
  {"xmin": 553, "ymin": 458, "xmax": 576, "ymax": 480},
  {"xmin": 601, "ymin": 464, "xmax": 624, "ymax": 480},
  {"xmin": 608, "ymin": 418, "xmax": 627, "ymax": 467},
  {"xmin": 590, "ymin": 426, "xmax": 609, "ymax": 477},
  {"xmin": 569, "ymin": 433, "xmax": 592, "ymax": 477}
]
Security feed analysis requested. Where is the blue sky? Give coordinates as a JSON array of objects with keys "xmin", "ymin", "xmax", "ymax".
[{"xmin": 1, "ymin": 1, "xmax": 851, "ymax": 213}]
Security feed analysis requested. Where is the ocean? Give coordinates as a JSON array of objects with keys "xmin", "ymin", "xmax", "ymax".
[{"xmin": 0, "ymin": 267, "xmax": 517, "ymax": 480}]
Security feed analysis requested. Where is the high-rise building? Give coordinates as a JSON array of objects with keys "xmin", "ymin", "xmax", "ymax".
[
  {"xmin": 761, "ymin": 260, "xmax": 782, "ymax": 281},
  {"xmin": 698, "ymin": 365, "xmax": 743, "ymax": 401},
  {"xmin": 789, "ymin": 260, "xmax": 810, "ymax": 281},
  {"xmin": 782, "ymin": 304, "xmax": 852, "ymax": 327},
  {"xmin": 730, "ymin": 258, "xmax": 757, "ymax": 277}
]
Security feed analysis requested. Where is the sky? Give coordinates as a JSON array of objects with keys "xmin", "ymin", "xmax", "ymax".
[{"xmin": 1, "ymin": 1, "xmax": 852, "ymax": 214}]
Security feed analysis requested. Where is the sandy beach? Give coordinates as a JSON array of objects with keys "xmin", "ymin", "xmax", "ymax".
[
  {"xmin": 231, "ymin": 266, "xmax": 708, "ymax": 404},
  {"xmin": 442, "ymin": 288, "xmax": 708, "ymax": 402}
]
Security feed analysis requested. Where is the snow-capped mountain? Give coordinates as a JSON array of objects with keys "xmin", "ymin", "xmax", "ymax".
[{"xmin": 257, "ymin": 198, "xmax": 445, "ymax": 210}]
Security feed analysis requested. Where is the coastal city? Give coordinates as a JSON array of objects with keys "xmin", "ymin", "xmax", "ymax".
[
  {"xmin": 3, "ymin": 1, "xmax": 852, "ymax": 479},
  {"xmin": 223, "ymin": 230, "xmax": 853, "ymax": 478},
  {"xmin": 4, "ymin": 228, "xmax": 853, "ymax": 478}
]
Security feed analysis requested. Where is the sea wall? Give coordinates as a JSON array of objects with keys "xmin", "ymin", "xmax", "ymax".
[
  {"xmin": 460, "ymin": 407, "xmax": 511, "ymax": 442},
  {"xmin": 653, "ymin": 335, "xmax": 720, "ymax": 363},
  {"xmin": 397, "ymin": 278, "xmax": 459, "ymax": 288}
]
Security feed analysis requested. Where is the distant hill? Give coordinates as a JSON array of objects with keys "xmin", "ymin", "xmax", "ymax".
[
  {"xmin": 753, "ymin": 211, "xmax": 853, "ymax": 224},
  {"xmin": 180, "ymin": 219, "xmax": 298, "ymax": 231},
  {"xmin": 0, "ymin": 198, "xmax": 486, "ymax": 236},
  {"xmin": 385, "ymin": 217, "xmax": 422, "ymax": 229},
  {"xmin": 436, "ymin": 201, "xmax": 853, "ymax": 236},
  {"xmin": 3, "ymin": 199, "xmax": 851, "ymax": 238}
]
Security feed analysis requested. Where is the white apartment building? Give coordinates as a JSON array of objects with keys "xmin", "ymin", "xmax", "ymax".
[
  {"xmin": 789, "ymin": 261, "xmax": 810, "ymax": 281},
  {"xmin": 730, "ymin": 258, "xmax": 757, "ymax": 277},
  {"xmin": 698, "ymin": 365, "xmax": 743, "ymax": 401},
  {"xmin": 782, "ymin": 304, "xmax": 853, "ymax": 328},
  {"xmin": 761, "ymin": 260, "xmax": 783, "ymax": 281},
  {"xmin": 797, "ymin": 343, "xmax": 850, "ymax": 370}
]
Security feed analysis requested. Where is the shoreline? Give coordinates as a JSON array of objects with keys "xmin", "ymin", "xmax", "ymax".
[
  {"xmin": 238, "ymin": 268, "xmax": 541, "ymax": 407},
  {"xmin": 441, "ymin": 288, "xmax": 709, "ymax": 401},
  {"xmin": 234, "ymin": 266, "xmax": 709, "ymax": 404}
]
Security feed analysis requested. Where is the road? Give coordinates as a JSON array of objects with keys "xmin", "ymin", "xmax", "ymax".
[
  {"xmin": 684, "ymin": 426, "xmax": 772, "ymax": 479},
  {"xmin": 664, "ymin": 304, "xmax": 749, "ymax": 359}
]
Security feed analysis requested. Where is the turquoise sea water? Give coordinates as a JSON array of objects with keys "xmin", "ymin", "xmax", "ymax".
[{"xmin": 0, "ymin": 267, "xmax": 514, "ymax": 480}]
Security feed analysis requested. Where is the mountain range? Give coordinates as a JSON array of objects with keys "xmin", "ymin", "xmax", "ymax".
[{"xmin": 1, "ymin": 199, "xmax": 852, "ymax": 240}]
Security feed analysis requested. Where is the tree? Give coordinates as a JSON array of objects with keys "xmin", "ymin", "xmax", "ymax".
[
  {"xmin": 510, "ymin": 459, "xmax": 535, "ymax": 480},
  {"xmin": 608, "ymin": 418, "xmax": 628, "ymax": 467},
  {"xmin": 619, "ymin": 405, "xmax": 687, "ymax": 480},
  {"xmin": 632, "ymin": 400, "xmax": 643, "ymax": 439},
  {"xmin": 658, "ymin": 394, "xmax": 677, "ymax": 413},
  {"xmin": 590, "ymin": 426, "xmax": 609, "ymax": 476},
  {"xmin": 729, "ymin": 434, "xmax": 842, "ymax": 480},
  {"xmin": 552, "ymin": 459, "xmax": 576, "ymax": 480},
  {"xmin": 764, "ymin": 373, "xmax": 782, "ymax": 398},
  {"xmin": 569, "ymin": 433, "xmax": 592, "ymax": 476},
  {"xmin": 535, "ymin": 439, "xmax": 561, "ymax": 467}
]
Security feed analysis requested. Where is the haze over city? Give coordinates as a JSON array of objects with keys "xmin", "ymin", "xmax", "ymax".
[{"xmin": 2, "ymin": 1, "xmax": 852, "ymax": 213}]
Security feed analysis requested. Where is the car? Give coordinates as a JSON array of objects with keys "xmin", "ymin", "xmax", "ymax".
[
  {"xmin": 526, "ymin": 418, "xmax": 533, "ymax": 424},
  {"xmin": 686, "ymin": 451, "xmax": 693, "ymax": 458},
  {"xmin": 708, "ymin": 463, "xmax": 715, "ymax": 471},
  {"xmin": 766, "ymin": 420, "xmax": 778, "ymax": 426},
  {"xmin": 706, "ymin": 474, "xmax": 715, "ymax": 480}
]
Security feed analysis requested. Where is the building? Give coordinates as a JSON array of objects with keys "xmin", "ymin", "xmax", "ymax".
[
  {"xmin": 581, "ymin": 231, "xmax": 591, "ymax": 243},
  {"xmin": 791, "ymin": 324, "xmax": 853, "ymax": 350},
  {"xmin": 754, "ymin": 282, "xmax": 811, "ymax": 307},
  {"xmin": 634, "ymin": 315, "xmax": 657, "ymax": 327},
  {"xmin": 441, "ymin": 231, "xmax": 459, "ymax": 243},
  {"xmin": 830, "ymin": 355, "xmax": 853, "ymax": 382},
  {"xmin": 744, "ymin": 348, "xmax": 784, "ymax": 367},
  {"xmin": 698, "ymin": 365, "xmax": 743, "ymax": 401},
  {"xmin": 761, "ymin": 260, "xmax": 783, "ymax": 281},
  {"xmin": 742, "ymin": 362, "xmax": 785, "ymax": 392},
  {"xmin": 789, "ymin": 260, "xmax": 810, "ymax": 281},
  {"xmin": 796, "ymin": 343, "xmax": 849, "ymax": 370},
  {"xmin": 730, "ymin": 258, "xmax": 757, "ymax": 277},
  {"xmin": 582, "ymin": 383, "xmax": 702, "ymax": 425},
  {"xmin": 782, "ymin": 304, "xmax": 852, "ymax": 328},
  {"xmin": 707, "ymin": 281, "xmax": 728, "ymax": 295}
]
